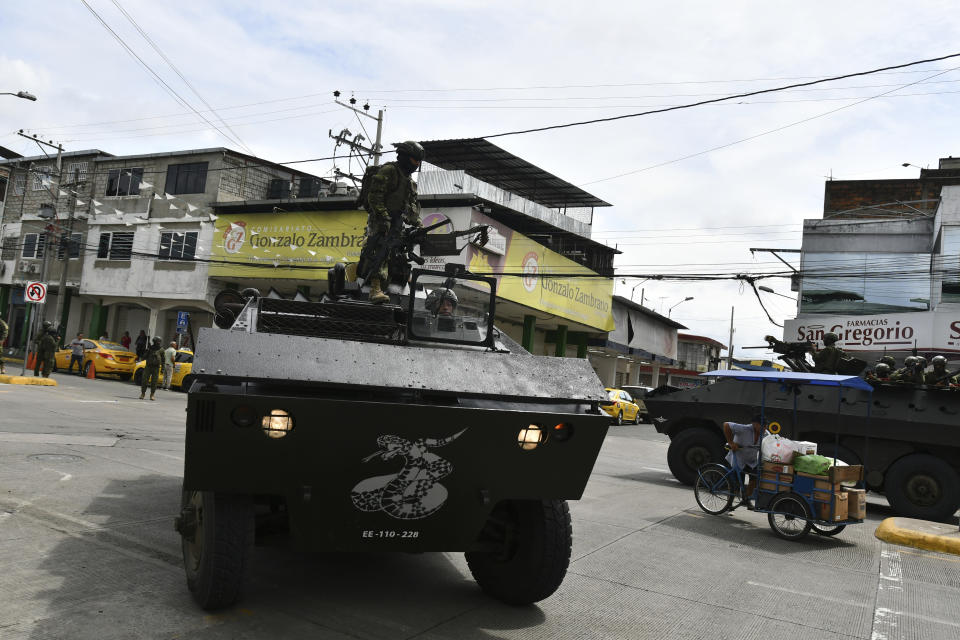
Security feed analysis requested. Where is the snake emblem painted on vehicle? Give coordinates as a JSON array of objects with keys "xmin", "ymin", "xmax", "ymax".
[{"xmin": 351, "ymin": 429, "xmax": 467, "ymax": 520}]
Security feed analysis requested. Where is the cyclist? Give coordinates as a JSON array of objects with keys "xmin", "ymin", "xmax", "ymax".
[{"xmin": 722, "ymin": 414, "xmax": 769, "ymax": 508}]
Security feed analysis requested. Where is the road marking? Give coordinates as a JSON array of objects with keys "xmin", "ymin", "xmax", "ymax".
[
  {"xmin": 42, "ymin": 468, "xmax": 73, "ymax": 482},
  {"xmin": 641, "ymin": 466, "xmax": 670, "ymax": 472},
  {"xmin": 748, "ymin": 581, "xmax": 865, "ymax": 608},
  {"xmin": 0, "ymin": 432, "xmax": 118, "ymax": 447},
  {"xmin": 77, "ymin": 400, "xmax": 119, "ymax": 403},
  {"xmin": 136, "ymin": 448, "xmax": 184, "ymax": 462},
  {"xmin": 872, "ymin": 549, "xmax": 902, "ymax": 640}
]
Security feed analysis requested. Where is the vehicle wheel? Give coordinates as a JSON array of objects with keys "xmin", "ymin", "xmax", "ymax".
[
  {"xmin": 694, "ymin": 464, "xmax": 735, "ymax": 515},
  {"xmin": 178, "ymin": 489, "xmax": 254, "ymax": 610},
  {"xmin": 767, "ymin": 492, "xmax": 812, "ymax": 541},
  {"xmin": 133, "ymin": 369, "xmax": 142, "ymax": 385},
  {"xmin": 811, "ymin": 522, "xmax": 846, "ymax": 537},
  {"xmin": 83, "ymin": 361, "xmax": 92, "ymax": 377},
  {"xmin": 633, "ymin": 411, "xmax": 641, "ymax": 425},
  {"xmin": 667, "ymin": 428, "xmax": 726, "ymax": 486},
  {"xmin": 180, "ymin": 375, "xmax": 195, "ymax": 392},
  {"xmin": 884, "ymin": 454, "xmax": 960, "ymax": 521},
  {"xmin": 465, "ymin": 499, "xmax": 572, "ymax": 605}
]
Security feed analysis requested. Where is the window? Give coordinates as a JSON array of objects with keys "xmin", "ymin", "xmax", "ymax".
[
  {"xmin": 97, "ymin": 231, "xmax": 134, "ymax": 260},
  {"xmin": 106, "ymin": 167, "xmax": 144, "ymax": 196},
  {"xmin": 22, "ymin": 233, "xmax": 46, "ymax": 259},
  {"xmin": 66, "ymin": 162, "xmax": 88, "ymax": 182},
  {"xmin": 13, "ymin": 173, "xmax": 26, "ymax": 195},
  {"xmin": 158, "ymin": 231, "xmax": 198, "ymax": 260},
  {"xmin": 175, "ymin": 352, "xmax": 194, "ymax": 364},
  {"xmin": 32, "ymin": 166, "xmax": 53, "ymax": 191},
  {"xmin": 57, "ymin": 233, "xmax": 83, "ymax": 259},
  {"xmin": 165, "ymin": 162, "xmax": 208, "ymax": 195}
]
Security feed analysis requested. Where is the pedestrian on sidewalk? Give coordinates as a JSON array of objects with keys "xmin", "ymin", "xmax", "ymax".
[
  {"xmin": 140, "ymin": 337, "xmax": 163, "ymax": 400},
  {"xmin": 121, "ymin": 331, "xmax": 132, "ymax": 350},
  {"xmin": 135, "ymin": 330, "xmax": 147, "ymax": 360},
  {"xmin": 162, "ymin": 341, "xmax": 177, "ymax": 390},
  {"xmin": 68, "ymin": 332, "xmax": 85, "ymax": 374}
]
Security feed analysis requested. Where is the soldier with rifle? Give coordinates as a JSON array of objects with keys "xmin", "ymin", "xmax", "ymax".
[
  {"xmin": 357, "ymin": 141, "xmax": 425, "ymax": 304},
  {"xmin": 812, "ymin": 332, "xmax": 845, "ymax": 374},
  {"xmin": 924, "ymin": 355, "xmax": 955, "ymax": 387}
]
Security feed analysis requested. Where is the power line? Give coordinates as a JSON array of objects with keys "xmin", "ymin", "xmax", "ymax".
[
  {"xmin": 480, "ymin": 51, "xmax": 960, "ymax": 139},
  {"xmin": 107, "ymin": 0, "xmax": 255, "ymax": 155}
]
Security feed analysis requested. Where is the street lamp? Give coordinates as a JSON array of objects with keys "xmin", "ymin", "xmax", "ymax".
[
  {"xmin": 758, "ymin": 285, "xmax": 797, "ymax": 301},
  {"xmin": 2, "ymin": 90, "xmax": 37, "ymax": 101},
  {"xmin": 668, "ymin": 296, "xmax": 694, "ymax": 317}
]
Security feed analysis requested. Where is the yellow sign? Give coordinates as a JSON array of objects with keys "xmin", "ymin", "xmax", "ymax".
[
  {"xmin": 209, "ymin": 210, "xmax": 366, "ymax": 279},
  {"xmin": 472, "ymin": 230, "xmax": 614, "ymax": 332}
]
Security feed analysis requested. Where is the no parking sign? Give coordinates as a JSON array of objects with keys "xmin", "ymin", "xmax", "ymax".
[{"xmin": 25, "ymin": 281, "xmax": 47, "ymax": 304}]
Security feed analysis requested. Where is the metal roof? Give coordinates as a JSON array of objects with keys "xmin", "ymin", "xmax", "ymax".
[{"xmin": 418, "ymin": 138, "xmax": 611, "ymax": 209}]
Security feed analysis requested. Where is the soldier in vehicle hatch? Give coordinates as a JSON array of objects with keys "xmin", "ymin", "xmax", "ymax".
[
  {"xmin": 866, "ymin": 362, "xmax": 892, "ymax": 384},
  {"xmin": 925, "ymin": 355, "xmax": 950, "ymax": 386},
  {"xmin": 812, "ymin": 332, "xmax": 845, "ymax": 374},
  {"xmin": 891, "ymin": 355, "xmax": 924, "ymax": 385},
  {"xmin": 358, "ymin": 141, "xmax": 424, "ymax": 304}
]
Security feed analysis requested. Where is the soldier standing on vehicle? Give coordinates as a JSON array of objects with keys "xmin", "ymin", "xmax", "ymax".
[
  {"xmin": 358, "ymin": 141, "xmax": 424, "ymax": 304},
  {"xmin": 140, "ymin": 337, "xmax": 163, "ymax": 400},
  {"xmin": 34, "ymin": 322, "xmax": 57, "ymax": 378},
  {"xmin": 924, "ymin": 356, "xmax": 950, "ymax": 386},
  {"xmin": 812, "ymin": 332, "xmax": 845, "ymax": 374},
  {"xmin": 425, "ymin": 287, "xmax": 458, "ymax": 316}
]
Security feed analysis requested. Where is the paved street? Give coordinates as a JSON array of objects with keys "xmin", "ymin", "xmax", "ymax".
[{"xmin": 1, "ymin": 374, "xmax": 959, "ymax": 640}]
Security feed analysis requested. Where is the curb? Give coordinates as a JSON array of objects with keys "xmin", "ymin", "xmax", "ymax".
[
  {"xmin": 875, "ymin": 517, "xmax": 960, "ymax": 555},
  {"xmin": 0, "ymin": 374, "xmax": 58, "ymax": 386}
]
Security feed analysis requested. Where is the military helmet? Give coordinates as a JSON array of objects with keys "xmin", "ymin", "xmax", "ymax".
[
  {"xmin": 394, "ymin": 140, "xmax": 425, "ymax": 161},
  {"xmin": 152, "ymin": 336, "xmax": 162, "ymax": 345},
  {"xmin": 42, "ymin": 320, "xmax": 52, "ymax": 329},
  {"xmin": 822, "ymin": 332, "xmax": 839, "ymax": 346},
  {"xmin": 914, "ymin": 356, "xmax": 927, "ymax": 369},
  {"xmin": 931, "ymin": 355, "xmax": 948, "ymax": 368},
  {"xmin": 879, "ymin": 355, "xmax": 896, "ymax": 368},
  {"xmin": 874, "ymin": 363, "xmax": 891, "ymax": 377},
  {"xmin": 903, "ymin": 355, "xmax": 918, "ymax": 367},
  {"xmin": 425, "ymin": 287, "xmax": 458, "ymax": 313}
]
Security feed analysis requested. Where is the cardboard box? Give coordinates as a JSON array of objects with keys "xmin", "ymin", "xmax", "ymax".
[
  {"xmin": 793, "ymin": 441, "xmax": 817, "ymax": 456},
  {"xmin": 818, "ymin": 491, "xmax": 848, "ymax": 521},
  {"xmin": 845, "ymin": 488, "xmax": 866, "ymax": 519},
  {"xmin": 762, "ymin": 461, "xmax": 794, "ymax": 475},
  {"xmin": 829, "ymin": 465, "xmax": 864, "ymax": 484},
  {"xmin": 759, "ymin": 471, "xmax": 794, "ymax": 492},
  {"xmin": 795, "ymin": 471, "xmax": 840, "ymax": 492}
]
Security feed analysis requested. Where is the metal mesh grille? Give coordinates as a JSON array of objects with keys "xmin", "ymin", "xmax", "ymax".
[
  {"xmin": 256, "ymin": 298, "xmax": 407, "ymax": 344},
  {"xmin": 193, "ymin": 399, "xmax": 215, "ymax": 432}
]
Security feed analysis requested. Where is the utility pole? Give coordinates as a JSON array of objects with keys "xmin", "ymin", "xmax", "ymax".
[
  {"xmin": 329, "ymin": 92, "xmax": 384, "ymax": 172},
  {"xmin": 53, "ymin": 166, "xmax": 81, "ymax": 338},
  {"xmin": 727, "ymin": 306, "xmax": 735, "ymax": 370}
]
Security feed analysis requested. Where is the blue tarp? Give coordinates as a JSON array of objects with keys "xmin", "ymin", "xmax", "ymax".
[{"xmin": 699, "ymin": 369, "xmax": 874, "ymax": 392}]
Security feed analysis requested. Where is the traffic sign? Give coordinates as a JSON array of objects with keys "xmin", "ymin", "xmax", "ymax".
[
  {"xmin": 176, "ymin": 311, "xmax": 190, "ymax": 334},
  {"xmin": 25, "ymin": 281, "xmax": 47, "ymax": 304}
]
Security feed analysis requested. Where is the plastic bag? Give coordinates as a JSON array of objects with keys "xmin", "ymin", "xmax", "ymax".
[
  {"xmin": 794, "ymin": 454, "xmax": 832, "ymax": 476},
  {"xmin": 761, "ymin": 435, "xmax": 796, "ymax": 463}
]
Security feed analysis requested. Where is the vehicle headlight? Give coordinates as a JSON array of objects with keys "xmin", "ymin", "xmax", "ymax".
[
  {"xmin": 518, "ymin": 424, "xmax": 543, "ymax": 451},
  {"xmin": 262, "ymin": 409, "xmax": 293, "ymax": 438},
  {"xmin": 231, "ymin": 405, "xmax": 257, "ymax": 428}
]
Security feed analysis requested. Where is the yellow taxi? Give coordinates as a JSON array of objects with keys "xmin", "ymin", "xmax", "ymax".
[
  {"xmin": 54, "ymin": 339, "xmax": 137, "ymax": 379},
  {"xmin": 133, "ymin": 349, "xmax": 194, "ymax": 390},
  {"xmin": 600, "ymin": 387, "xmax": 642, "ymax": 425}
]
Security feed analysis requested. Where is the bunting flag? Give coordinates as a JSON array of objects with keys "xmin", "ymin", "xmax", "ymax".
[
  {"xmin": 307, "ymin": 250, "xmax": 316, "ymax": 256},
  {"xmin": 140, "ymin": 181, "xmax": 153, "ymax": 189},
  {"xmin": 272, "ymin": 261, "xmax": 280, "ymax": 268},
  {"xmin": 76, "ymin": 200, "xmax": 86, "ymax": 207},
  {"xmin": 59, "ymin": 189, "xmax": 69, "ymax": 198},
  {"xmin": 92, "ymin": 200, "xmax": 102, "ymax": 207},
  {"xmin": 164, "ymin": 193, "xmax": 175, "ymax": 200},
  {"xmin": 207, "ymin": 214, "xmax": 218, "ymax": 221},
  {"xmin": 169, "ymin": 204, "xmax": 179, "ymax": 211},
  {"xmin": 229, "ymin": 222, "xmax": 241, "ymax": 230},
  {"xmin": 153, "ymin": 193, "xmax": 163, "ymax": 200},
  {"xmin": 186, "ymin": 203, "xmax": 198, "ymax": 212},
  {"xmin": 250, "ymin": 230, "xmax": 259, "ymax": 236},
  {"xmin": 124, "ymin": 221, "xmax": 133, "ymax": 227}
]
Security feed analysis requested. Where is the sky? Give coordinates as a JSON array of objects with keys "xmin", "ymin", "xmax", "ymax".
[{"xmin": 3, "ymin": 0, "xmax": 960, "ymax": 362}]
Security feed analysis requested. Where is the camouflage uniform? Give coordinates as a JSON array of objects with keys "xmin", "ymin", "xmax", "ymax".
[
  {"xmin": 924, "ymin": 357, "xmax": 949, "ymax": 386},
  {"xmin": 140, "ymin": 340, "xmax": 163, "ymax": 399},
  {"xmin": 360, "ymin": 162, "xmax": 421, "ymax": 284},
  {"xmin": 35, "ymin": 331, "xmax": 57, "ymax": 378}
]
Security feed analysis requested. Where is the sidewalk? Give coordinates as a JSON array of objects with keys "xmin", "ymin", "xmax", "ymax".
[{"xmin": 876, "ymin": 517, "xmax": 960, "ymax": 555}]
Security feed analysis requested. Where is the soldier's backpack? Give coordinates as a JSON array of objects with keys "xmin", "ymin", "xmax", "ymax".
[{"xmin": 355, "ymin": 162, "xmax": 399, "ymax": 211}]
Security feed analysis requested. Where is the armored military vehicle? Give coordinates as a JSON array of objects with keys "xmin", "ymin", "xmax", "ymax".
[
  {"xmin": 644, "ymin": 337, "xmax": 960, "ymax": 522},
  {"xmin": 174, "ymin": 259, "xmax": 610, "ymax": 609}
]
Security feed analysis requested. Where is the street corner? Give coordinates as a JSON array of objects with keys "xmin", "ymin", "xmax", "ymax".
[
  {"xmin": 0, "ymin": 374, "xmax": 58, "ymax": 386},
  {"xmin": 875, "ymin": 516, "xmax": 960, "ymax": 556}
]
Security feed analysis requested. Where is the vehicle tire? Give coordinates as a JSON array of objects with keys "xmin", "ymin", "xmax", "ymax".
[
  {"xmin": 632, "ymin": 411, "xmax": 641, "ymax": 425},
  {"xmin": 694, "ymin": 463, "xmax": 735, "ymax": 515},
  {"xmin": 667, "ymin": 427, "xmax": 726, "ymax": 486},
  {"xmin": 180, "ymin": 375, "xmax": 195, "ymax": 392},
  {"xmin": 811, "ymin": 522, "xmax": 846, "ymax": 537},
  {"xmin": 82, "ymin": 361, "xmax": 92, "ymax": 377},
  {"xmin": 133, "ymin": 369, "xmax": 142, "ymax": 385},
  {"xmin": 767, "ymin": 492, "xmax": 812, "ymax": 541},
  {"xmin": 179, "ymin": 489, "xmax": 254, "ymax": 610},
  {"xmin": 614, "ymin": 411, "xmax": 623, "ymax": 426},
  {"xmin": 466, "ymin": 499, "xmax": 572, "ymax": 605},
  {"xmin": 884, "ymin": 454, "xmax": 960, "ymax": 521}
]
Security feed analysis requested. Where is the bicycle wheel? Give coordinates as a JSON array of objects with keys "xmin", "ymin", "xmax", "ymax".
[
  {"xmin": 767, "ymin": 492, "xmax": 812, "ymax": 541},
  {"xmin": 694, "ymin": 464, "xmax": 735, "ymax": 515},
  {"xmin": 811, "ymin": 522, "xmax": 846, "ymax": 537}
]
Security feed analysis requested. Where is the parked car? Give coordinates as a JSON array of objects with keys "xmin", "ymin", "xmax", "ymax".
[
  {"xmin": 600, "ymin": 388, "xmax": 641, "ymax": 425},
  {"xmin": 53, "ymin": 339, "xmax": 136, "ymax": 379},
  {"xmin": 621, "ymin": 385, "xmax": 654, "ymax": 422},
  {"xmin": 133, "ymin": 349, "xmax": 194, "ymax": 390}
]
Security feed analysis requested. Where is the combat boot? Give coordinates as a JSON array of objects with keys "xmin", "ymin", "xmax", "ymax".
[{"xmin": 369, "ymin": 278, "xmax": 389, "ymax": 304}]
